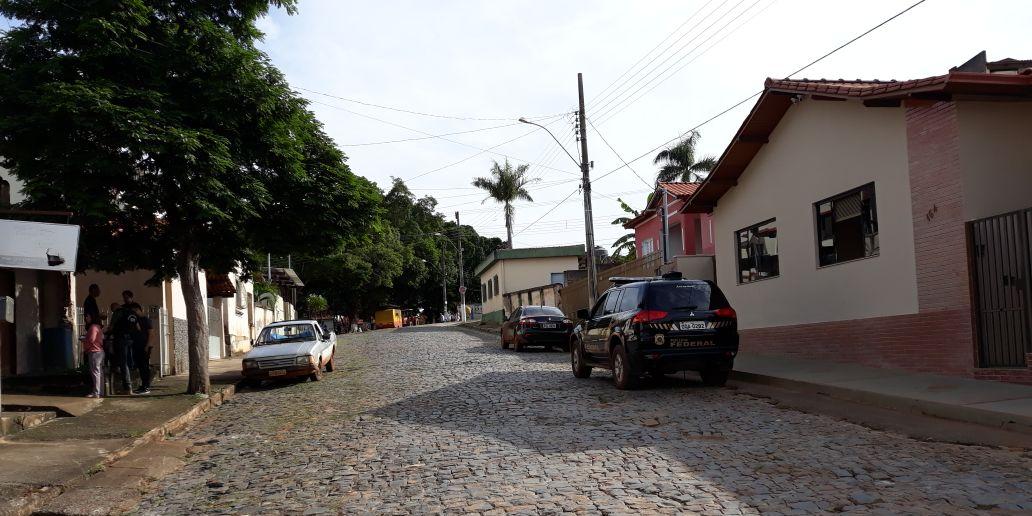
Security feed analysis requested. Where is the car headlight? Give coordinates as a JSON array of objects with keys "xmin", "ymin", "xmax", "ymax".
[
  {"xmin": 243, "ymin": 359, "xmax": 258, "ymax": 369},
  {"xmin": 295, "ymin": 355, "xmax": 314, "ymax": 366}
]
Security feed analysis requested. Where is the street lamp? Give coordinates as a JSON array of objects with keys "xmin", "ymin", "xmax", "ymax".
[
  {"xmin": 519, "ymin": 111, "xmax": 598, "ymax": 306},
  {"xmin": 518, "ymin": 117, "xmax": 580, "ymax": 168}
]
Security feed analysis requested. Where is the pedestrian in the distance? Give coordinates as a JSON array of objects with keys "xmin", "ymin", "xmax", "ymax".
[
  {"xmin": 82, "ymin": 313, "xmax": 105, "ymax": 398},
  {"xmin": 129, "ymin": 303, "xmax": 153, "ymax": 394}
]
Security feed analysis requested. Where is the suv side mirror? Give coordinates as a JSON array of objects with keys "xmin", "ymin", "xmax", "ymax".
[{"xmin": 576, "ymin": 308, "xmax": 590, "ymax": 320}]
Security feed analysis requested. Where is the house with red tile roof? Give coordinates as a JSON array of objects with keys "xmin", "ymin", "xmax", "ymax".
[
  {"xmin": 681, "ymin": 52, "xmax": 1032, "ymax": 384},
  {"xmin": 622, "ymin": 182, "xmax": 715, "ymax": 260}
]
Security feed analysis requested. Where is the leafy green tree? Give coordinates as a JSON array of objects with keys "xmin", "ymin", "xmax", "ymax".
[
  {"xmin": 472, "ymin": 159, "xmax": 538, "ymax": 249},
  {"xmin": 0, "ymin": 0, "xmax": 378, "ymax": 393},
  {"xmin": 303, "ymin": 294, "xmax": 328, "ymax": 316},
  {"xmin": 610, "ymin": 198, "xmax": 640, "ymax": 262},
  {"xmin": 653, "ymin": 132, "xmax": 717, "ymax": 183}
]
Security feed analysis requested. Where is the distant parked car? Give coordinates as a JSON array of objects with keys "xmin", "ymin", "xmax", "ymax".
[
  {"xmin": 500, "ymin": 305, "xmax": 574, "ymax": 352},
  {"xmin": 570, "ymin": 272, "xmax": 739, "ymax": 389},
  {"xmin": 242, "ymin": 320, "xmax": 336, "ymax": 385}
]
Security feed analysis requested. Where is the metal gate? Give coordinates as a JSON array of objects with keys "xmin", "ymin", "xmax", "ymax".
[{"xmin": 969, "ymin": 208, "xmax": 1032, "ymax": 367}]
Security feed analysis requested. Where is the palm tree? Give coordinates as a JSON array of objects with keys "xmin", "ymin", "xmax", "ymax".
[
  {"xmin": 610, "ymin": 197, "xmax": 640, "ymax": 261},
  {"xmin": 472, "ymin": 159, "xmax": 538, "ymax": 249},
  {"xmin": 653, "ymin": 131, "xmax": 718, "ymax": 183}
]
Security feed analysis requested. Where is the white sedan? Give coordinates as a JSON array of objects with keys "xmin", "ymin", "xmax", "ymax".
[{"xmin": 241, "ymin": 320, "xmax": 336, "ymax": 384}]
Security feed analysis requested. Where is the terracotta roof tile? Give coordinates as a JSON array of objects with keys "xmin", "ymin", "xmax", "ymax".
[{"xmin": 658, "ymin": 182, "xmax": 701, "ymax": 197}]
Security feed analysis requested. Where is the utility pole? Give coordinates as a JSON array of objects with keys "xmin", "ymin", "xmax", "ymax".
[
  {"xmin": 440, "ymin": 246, "xmax": 447, "ymax": 322},
  {"xmin": 456, "ymin": 211, "xmax": 466, "ymax": 322},
  {"xmin": 660, "ymin": 187, "xmax": 670, "ymax": 264},
  {"xmin": 577, "ymin": 73, "xmax": 598, "ymax": 306}
]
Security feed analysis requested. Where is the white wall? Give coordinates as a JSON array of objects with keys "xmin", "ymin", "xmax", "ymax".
[
  {"xmin": 478, "ymin": 261, "xmax": 505, "ymax": 315},
  {"xmin": 502, "ymin": 256, "xmax": 579, "ymax": 296},
  {"xmin": 76, "ymin": 270, "xmax": 164, "ymax": 314},
  {"xmin": 222, "ymin": 272, "xmax": 255, "ymax": 353},
  {"xmin": 957, "ymin": 101, "xmax": 1032, "ymax": 221},
  {"xmin": 168, "ymin": 271, "xmax": 208, "ymax": 320},
  {"xmin": 713, "ymin": 99, "xmax": 919, "ymax": 329}
]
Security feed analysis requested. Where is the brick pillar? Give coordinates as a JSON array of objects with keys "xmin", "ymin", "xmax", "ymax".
[{"xmin": 904, "ymin": 101, "xmax": 973, "ymax": 372}]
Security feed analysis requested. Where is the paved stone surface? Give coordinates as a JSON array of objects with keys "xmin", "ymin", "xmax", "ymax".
[{"xmin": 135, "ymin": 326, "xmax": 1032, "ymax": 514}]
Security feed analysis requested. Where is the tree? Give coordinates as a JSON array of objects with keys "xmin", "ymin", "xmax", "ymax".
[
  {"xmin": 610, "ymin": 198, "xmax": 640, "ymax": 262},
  {"xmin": 472, "ymin": 159, "xmax": 538, "ymax": 249},
  {"xmin": 0, "ymin": 0, "xmax": 379, "ymax": 394},
  {"xmin": 303, "ymin": 294, "xmax": 328, "ymax": 316},
  {"xmin": 653, "ymin": 132, "xmax": 718, "ymax": 183}
]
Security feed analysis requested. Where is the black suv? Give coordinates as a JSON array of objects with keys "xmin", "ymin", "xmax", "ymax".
[{"xmin": 570, "ymin": 272, "xmax": 738, "ymax": 389}]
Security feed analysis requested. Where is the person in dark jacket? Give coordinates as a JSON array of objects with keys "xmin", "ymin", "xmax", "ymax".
[
  {"xmin": 128, "ymin": 303, "xmax": 153, "ymax": 394},
  {"xmin": 83, "ymin": 284, "xmax": 101, "ymax": 330}
]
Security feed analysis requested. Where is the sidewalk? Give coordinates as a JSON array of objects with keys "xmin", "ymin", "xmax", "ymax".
[
  {"xmin": 0, "ymin": 357, "xmax": 241, "ymax": 516},
  {"xmin": 732, "ymin": 353, "xmax": 1032, "ymax": 436}
]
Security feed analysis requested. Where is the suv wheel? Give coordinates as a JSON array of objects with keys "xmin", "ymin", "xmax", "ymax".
[
  {"xmin": 571, "ymin": 340, "xmax": 592, "ymax": 378},
  {"xmin": 700, "ymin": 368, "xmax": 729, "ymax": 387},
  {"xmin": 611, "ymin": 345, "xmax": 638, "ymax": 390},
  {"xmin": 500, "ymin": 330, "xmax": 509, "ymax": 349}
]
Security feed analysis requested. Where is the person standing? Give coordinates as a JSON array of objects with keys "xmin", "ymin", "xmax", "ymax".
[
  {"xmin": 82, "ymin": 313, "xmax": 105, "ymax": 398},
  {"xmin": 83, "ymin": 284, "xmax": 101, "ymax": 330},
  {"xmin": 108, "ymin": 302, "xmax": 138, "ymax": 394},
  {"xmin": 128, "ymin": 303, "xmax": 153, "ymax": 394}
]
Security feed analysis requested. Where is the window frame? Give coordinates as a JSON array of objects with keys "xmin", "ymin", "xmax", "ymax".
[
  {"xmin": 616, "ymin": 285, "xmax": 642, "ymax": 312},
  {"xmin": 602, "ymin": 289, "xmax": 622, "ymax": 315},
  {"xmin": 589, "ymin": 292, "xmax": 610, "ymax": 319},
  {"xmin": 641, "ymin": 238, "xmax": 654, "ymax": 256},
  {"xmin": 734, "ymin": 217, "xmax": 780, "ymax": 285},
  {"xmin": 812, "ymin": 182, "xmax": 879, "ymax": 269}
]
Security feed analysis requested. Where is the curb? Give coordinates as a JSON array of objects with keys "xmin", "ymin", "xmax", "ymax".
[
  {"xmin": 5, "ymin": 381, "xmax": 240, "ymax": 516},
  {"xmin": 730, "ymin": 370, "xmax": 1032, "ymax": 436}
]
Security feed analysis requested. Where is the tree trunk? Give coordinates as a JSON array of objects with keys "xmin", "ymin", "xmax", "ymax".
[
  {"xmin": 177, "ymin": 250, "xmax": 210, "ymax": 394},
  {"xmin": 504, "ymin": 201, "xmax": 513, "ymax": 249}
]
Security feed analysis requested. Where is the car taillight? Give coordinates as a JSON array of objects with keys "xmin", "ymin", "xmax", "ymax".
[
  {"xmin": 520, "ymin": 318, "xmax": 537, "ymax": 327},
  {"xmin": 631, "ymin": 310, "xmax": 668, "ymax": 323},
  {"xmin": 714, "ymin": 307, "xmax": 737, "ymax": 319}
]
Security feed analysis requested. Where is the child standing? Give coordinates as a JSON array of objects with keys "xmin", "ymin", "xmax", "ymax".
[{"xmin": 83, "ymin": 313, "xmax": 105, "ymax": 398}]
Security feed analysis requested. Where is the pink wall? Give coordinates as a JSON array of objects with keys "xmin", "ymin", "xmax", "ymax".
[{"xmin": 631, "ymin": 198, "xmax": 714, "ymax": 257}]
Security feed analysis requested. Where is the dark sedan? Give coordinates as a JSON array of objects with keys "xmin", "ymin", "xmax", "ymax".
[{"xmin": 500, "ymin": 305, "xmax": 573, "ymax": 352}]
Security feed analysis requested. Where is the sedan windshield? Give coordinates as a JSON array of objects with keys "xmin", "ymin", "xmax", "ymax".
[
  {"xmin": 522, "ymin": 306, "xmax": 564, "ymax": 317},
  {"xmin": 256, "ymin": 324, "xmax": 317, "ymax": 345}
]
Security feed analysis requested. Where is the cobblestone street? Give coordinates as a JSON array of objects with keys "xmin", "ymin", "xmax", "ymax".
[{"xmin": 135, "ymin": 325, "xmax": 1032, "ymax": 515}]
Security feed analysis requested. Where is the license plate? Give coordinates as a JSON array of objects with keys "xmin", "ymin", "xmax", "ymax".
[
  {"xmin": 541, "ymin": 323, "xmax": 557, "ymax": 329},
  {"xmin": 679, "ymin": 321, "xmax": 707, "ymax": 331},
  {"xmin": 670, "ymin": 339, "xmax": 714, "ymax": 348},
  {"xmin": 268, "ymin": 369, "xmax": 286, "ymax": 377}
]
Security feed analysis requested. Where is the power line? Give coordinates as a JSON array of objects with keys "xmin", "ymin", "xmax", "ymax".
[
  {"xmin": 340, "ymin": 122, "xmax": 521, "ymax": 146},
  {"xmin": 595, "ymin": 0, "xmax": 778, "ymax": 126},
  {"xmin": 298, "ymin": 85, "xmax": 567, "ymax": 122},
  {"xmin": 591, "ymin": 0, "xmax": 751, "ymax": 120},
  {"xmin": 589, "ymin": 0, "xmax": 726, "ymax": 111},
  {"xmin": 589, "ymin": 0, "xmax": 930, "ymax": 186},
  {"xmin": 585, "ymin": 117, "xmax": 653, "ymax": 188},
  {"xmin": 309, "ymin": 99, "xmax": 579, "ymax": 178},
  {"xmin": 513, "ymin": 187, "xmax": 581, "ymax": 237}
]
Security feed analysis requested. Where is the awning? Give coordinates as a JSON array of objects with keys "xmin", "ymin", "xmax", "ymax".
[
  {"xmin": 269, "ymin": 267, "xmax": 304, "ymax": 287},
  {"xmin": 205, "ymin": 273, "xmax": 237, "ymax": 298}
]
